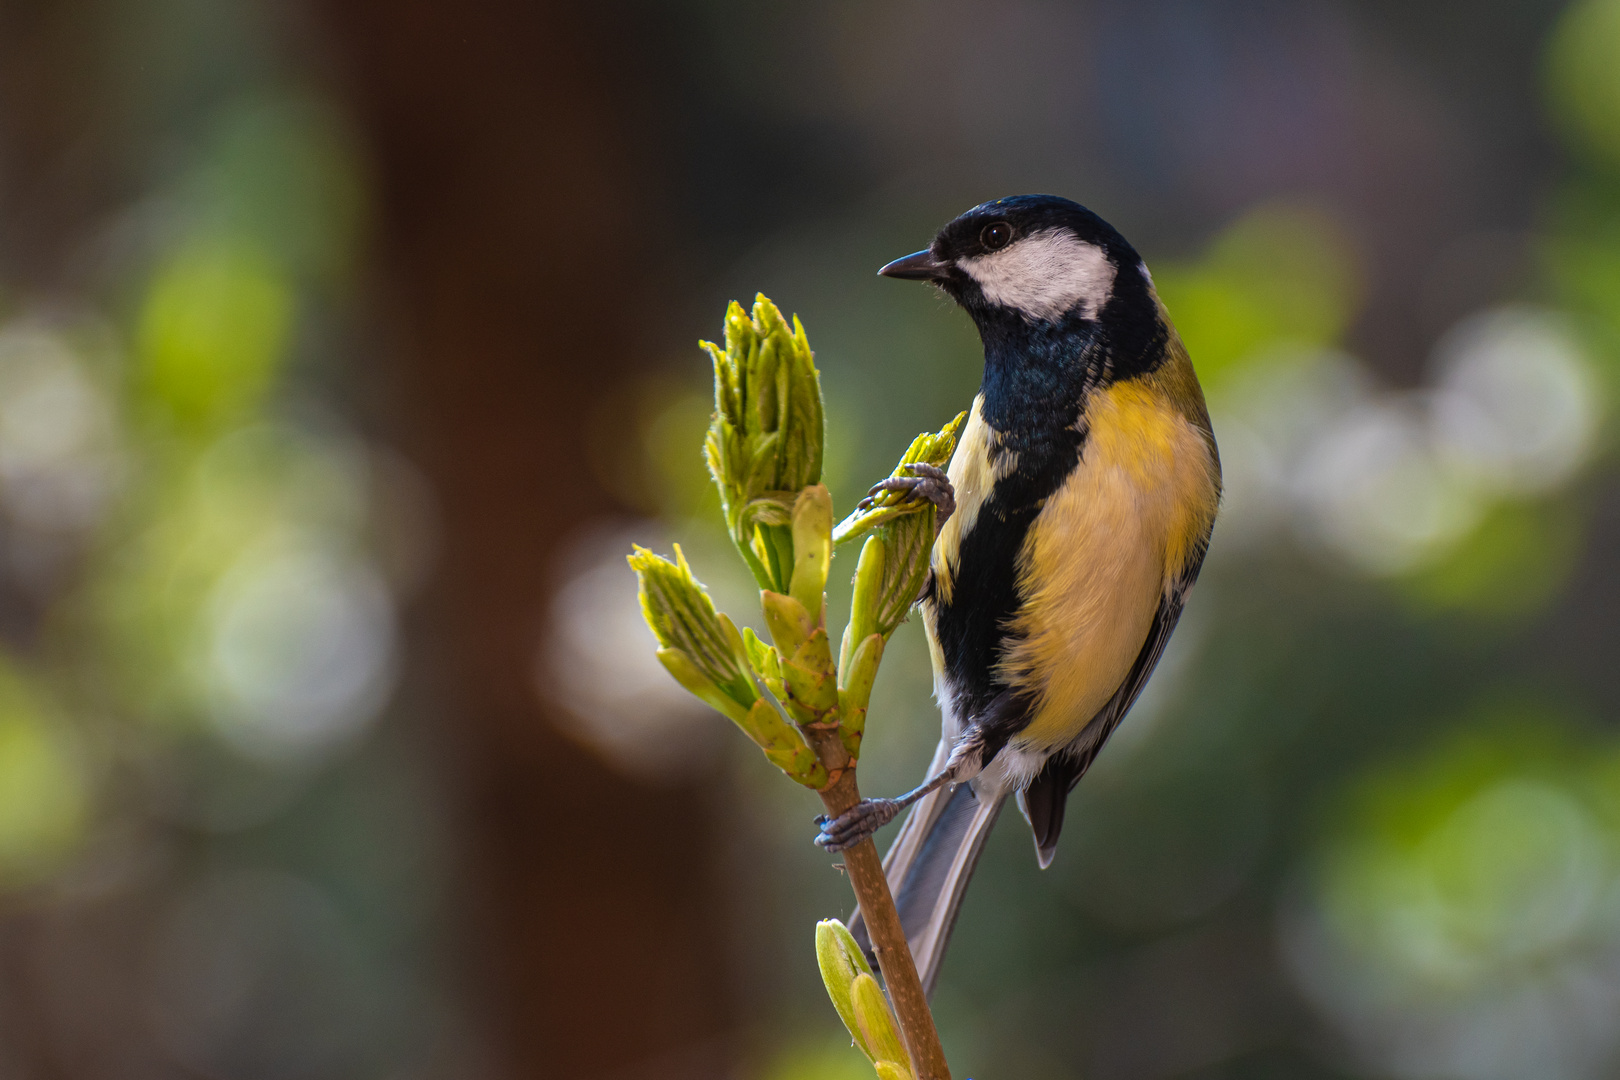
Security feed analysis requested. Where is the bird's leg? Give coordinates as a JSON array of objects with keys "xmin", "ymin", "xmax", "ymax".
[
  {"xmin": 857, "ymin": 463, "xmax": 955, "ymax": 534},
  {"xmin": 814, "ymin": 769, "xmax": 957, "ymax": 852}
]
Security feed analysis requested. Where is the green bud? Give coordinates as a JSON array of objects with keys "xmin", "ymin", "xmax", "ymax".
[
  {"xmin": 828, "ymin": 411, "xmax": 967, "ymax": 665},
  {"xmin": 816, "ymin": 919, "xmax": 874, "ymax": 1047},
  {"xmin": 783, "ymin": 628, "xmax": 838, "ymax": 721},
  {"xmin": 818, "ymin": 921, "xmax": 916, "ymax": 1079},
  {"xmin": 837, "ymin": 633, "xmax": 884, "ymax": 758},
  {"xmin": 838, "ymin": 633, "xmax": 884, "ymax": 709},
  {"xmin": 702, "ymin": 295, "xmax": 825, "ymax": 593},
  {"xmin": 629, "ymin": 545, "xmax": 755, "ymax": 710},
  {"xmin": 743, "ymin": 436, "xmax": 785, "ymax": 510},
  {"xmin": 845, "ymin": 534, "xmax": 887, "ymax": 650},
  {"xmin": 851, "ymin": 973, "xmax": 912, "ymax": 1075},
  {"xmin": 753, "ymin": 336, "xmax": 780, "ymax": 437},
  {"xmin": 723, "ymin": 299, "xmax": 754, "ymax": 363},
  {"xmin": 761, "ymin": 590, "xmax": 816, "ymax": 656},
  {"xmin": 866, "ymin": 511, "xmax": 933, "ymax": 641},
  {"xmin": 790, "ymin": 484, "xmax": 833, "ymax": 615},
  {"xmin": 742, "ymin": 699, "xmax": 827, "ymax": 789},
  {"xmin": 841, "ymin": 525, "xmax": 927, "ymax": 647}
]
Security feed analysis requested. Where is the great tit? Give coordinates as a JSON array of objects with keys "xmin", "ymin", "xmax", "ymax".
[{"xmin": 819, "ymin": 194, "xmax": 1221, "ymax": 996}]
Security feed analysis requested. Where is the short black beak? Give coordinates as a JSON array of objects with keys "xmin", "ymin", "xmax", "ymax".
[{"xmin": 878, "ymin": 248, "xmax": 950, "ymax": 281}]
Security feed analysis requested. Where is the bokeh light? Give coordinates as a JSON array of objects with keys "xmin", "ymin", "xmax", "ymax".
[
  {"xmin": 0, "ymin": 323, "xmax": 122, "ymax": 538},
  {"xmin": 202, "ymin": 532, "xmax": 395, "ymax": 763},
  {"xmin": 1431, "ymin": 306, "xmax": 1600, "ymax": 495},
  {"xmin": 541, "ymin": 522, "xmax": 726, "ymax": 783}
]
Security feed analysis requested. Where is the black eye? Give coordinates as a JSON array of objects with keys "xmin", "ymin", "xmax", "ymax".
[{"xmin": 981, "ymin": 222, "xmax": 1012, "ymax": 250}]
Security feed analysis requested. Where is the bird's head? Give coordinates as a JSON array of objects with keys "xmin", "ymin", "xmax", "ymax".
[{"xmin": 880, "ymin": 194, "xmax": 1154, "ymax": 335}]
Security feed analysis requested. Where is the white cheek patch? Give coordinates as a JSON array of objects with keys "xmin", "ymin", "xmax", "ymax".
[{"xmin": 958, "ymin": 228, "xmax": 1118, "ymax": 323}]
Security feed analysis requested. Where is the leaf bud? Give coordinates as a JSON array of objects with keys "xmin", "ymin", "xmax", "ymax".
[
  {"xmin": 742, "ymin": 699, "xmax": 827, "ymax": 789},
  {"xmin": 789, "ymin": 484, "xmax": 833, "ymax": 615},
  {"xmin": 629, "ymin": 545, "xmax": 755, "ymax": 711},
  {"xmin": 760, "ymin": 589, "xmax": 816, "ymax": 656},
  {"xmin": 836, "ymin": 633, "xmax": 884, "ymax": 757},
  {"xmin": 701, "ymin": 294, "xmax": 825, "ymax": 592},
  {"xmin": 851, "ymin": 973, "xmax": 912, "ymax": 1075},
  {"xmin": 816, "ymin": 919, "xmax": 874, "ymax": 1048},
  {"xmin": 783, "ymin": 627, "xmax": 838, "ymax": 721}
]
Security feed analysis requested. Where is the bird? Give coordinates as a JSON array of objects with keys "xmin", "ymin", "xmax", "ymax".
[{"xmin": 816, "ymin": 194, "xmax": 1221, "ymax": 996}]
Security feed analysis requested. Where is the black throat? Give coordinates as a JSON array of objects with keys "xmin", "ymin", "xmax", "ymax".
[{"xmin": 975, "ymin": 308, "xmax": 1098, "ymax": 496}]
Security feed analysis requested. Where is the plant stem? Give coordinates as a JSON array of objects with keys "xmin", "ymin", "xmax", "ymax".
[{"xmin": 807, "ymin": 729, "xmax": 952, "ymax": 1080}]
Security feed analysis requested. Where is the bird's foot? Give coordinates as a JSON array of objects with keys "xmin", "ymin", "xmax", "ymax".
[
  {"xmin": 814, "ymin": 798, "xmax": 904, "ymax": 852},
  {"xmin": 857, "ymin": 463, "xmax": 955, "ymax": 530}
]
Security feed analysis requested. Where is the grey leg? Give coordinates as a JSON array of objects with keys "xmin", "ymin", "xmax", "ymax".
[
  {"xmin": 857, "ymin": 463, "xmax": 955, "ymax": 532},
  {"xmin": 814, "ymin": 770, "xmax": 957, "ymax": 852}
]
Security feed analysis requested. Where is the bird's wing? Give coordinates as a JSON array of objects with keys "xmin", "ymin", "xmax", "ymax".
[{"xmin": 1018, "ymin": 536, "xmax": 1210, "ymax": 865}]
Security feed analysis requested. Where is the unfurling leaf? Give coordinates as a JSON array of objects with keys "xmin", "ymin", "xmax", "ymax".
[
  {"xmin": 703, "ymin": 294, "xmax": 825, "ymax": 593},
  {"xmin": 631, "ymin": 545, "xmax": 825, "ymax": 787},
  {"xmin": 629, "ymin": 545, "xmax": 753, "ymax": 710}
]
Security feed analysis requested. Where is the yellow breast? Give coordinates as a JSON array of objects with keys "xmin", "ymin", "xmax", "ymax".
[{"xmin": 998, "ymin": 377, "xmax": 1219, "ymax": 751}]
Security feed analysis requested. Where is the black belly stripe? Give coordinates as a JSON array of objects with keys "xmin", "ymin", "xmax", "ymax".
[{"xmin": 930, "ymin": 423, "xmax": 1085, "ymax": 737}]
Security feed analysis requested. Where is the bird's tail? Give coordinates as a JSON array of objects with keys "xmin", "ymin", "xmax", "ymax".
[{"xmin": 848, "ymin": 753, "xmax": 1006, "ymax": 999}]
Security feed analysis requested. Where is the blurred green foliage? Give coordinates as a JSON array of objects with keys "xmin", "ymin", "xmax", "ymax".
[
  {"xmin": 1154, "ymin": 204, "xmax": 1361, "ymax": 390},
  {"xmin": 0, "ymin": 4, "xmax": 437, "ymax": 1071},
  {"xmin": 1295, "ymin": 703, "xmax": 1620, "ymax": 1079},
  {"xmin": 1319, "ymin": 708, "xmax": 1618, "ymax": 972},
  {"xmin": 1402, "ymin": 496, "xmax": 1584, "ymax": 618},
  {"xmin": 91, "ymin": 424, "xmax": 374, "ymax": 738},
  {"xmin": 1547, "ymin": 0, "xmax": 1620, "ymax": 174},
  {"xmin": 0, "ymin": 660, "xmax": 87, "ymax": 885},
  {"xmin": 137, "ymin": 239, "xmax": 294, "ymax": 432}
]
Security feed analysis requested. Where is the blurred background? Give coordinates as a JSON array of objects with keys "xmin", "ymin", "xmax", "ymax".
[{"xmin": 1, "ymin": 1, "xmax": 1619, "ymax": 1078}]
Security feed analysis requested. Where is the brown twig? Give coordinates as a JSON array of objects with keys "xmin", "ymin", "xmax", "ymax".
[{"xmin": 807, "ymin": 729, "xmax": 951, "ymax": 1080}]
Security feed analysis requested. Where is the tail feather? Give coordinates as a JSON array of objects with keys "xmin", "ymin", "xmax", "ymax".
[
  {"xmin": 850, "ymin": 769, "xmax": 1006, "ymax": 998},
  {"xmin": 1018, "ymin": 752, "xmax": 1083, "ymax": 869}
]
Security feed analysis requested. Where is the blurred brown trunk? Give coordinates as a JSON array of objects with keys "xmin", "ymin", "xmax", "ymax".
[{"xmin": 320, "ymin": 4, "xmax": 731, "ymax": 1078}]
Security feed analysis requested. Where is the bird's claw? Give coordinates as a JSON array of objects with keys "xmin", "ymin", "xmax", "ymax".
[
  {"xmin": 855, "ymin": 463, "xmax": 955, "ymax": 528},
  {"xmin": 814, "ymin": 798, "xmax": 903, "ymax": 852}
]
